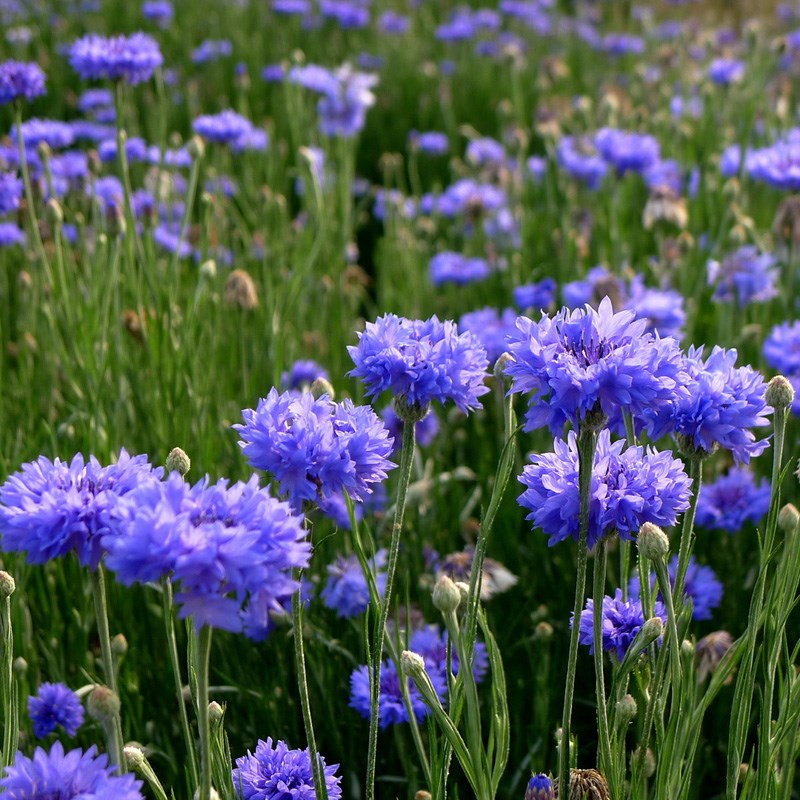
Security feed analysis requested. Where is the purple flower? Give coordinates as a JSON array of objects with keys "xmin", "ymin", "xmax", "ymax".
[
  {"xmin": 0, "ymin": 172, "xmax": 22, "ymax": 215},
  {"xmin": 235, "ymin": 389, "xmax": 395, "ymax": 507},
  {"xmin": 0, "ymin": 742, "xmax": 143, "ymax": 798},
  {"xmin": 459, "ymin": 307, "xmax": 518, "ymax": 363},
  {"xmin": 650, "ymin": 346, "xmax": 771, "ymax": 463},
  {"xmin": 0, "ymin": 60, "xmax": 46, "ymax": 104},
  {"xmin": 504, "ymin": 297, "xmax": 688, "ymax": 435},
  {"xmin": 466, "ymin": 137, "xmax": 506, "ymax": 167},
  {"xmin": 556, "ymin": 136, "xmax": 608, "ymax": 189},
  {"xmin": 141, "ymin": 0, "xmax": 174, "ymax": 28},
  {"xmin": 280, "ymin": 360, "xmax": 329, "ymax": 392},
  {"xmin": 519, "ymin": 429, "xmax": 692, "ymax": 549},
  {"xmin": 526, "ymin": 774, "xmax": 555, "ymax": 800},
  {"xmin": 629, "ymin": 556, "xmax": 723, "ymax": 621},
  {"xmin": 379, "ymin": 10, "xmax": 409, "ymax": 34},
  {"xmin": 594, "ymin": 128, "xmax": 661, "ymax": 176},
  {"xmin": 746, "ymin": 130, "xmax": 800, "ymax": 191},
  {"xmin": 77, "ymin": 88, "xmax": 113, "ymax": 113},
  {"xmin": 69, "ymin": 33, "xmax": 163, "ymax": 84},
  {"xmin": 193, "ymin": 110, "xmax": 253, "ymax": 144},
  {"xmin": 599, "ymin": 32, "xmax": 645, "ymax": 56},
  {"xmin": 708, "ymin": 246, "xmax": 778, "ymax": 307},
  {"xmin": 348, "ymin": 314, "xmax": 490, "ymax": 414},
  {"xmin": 0, "ymin": 450, "xmax": 163, "ymax": 570},
  {"xmin": 12, "ymin": 118, "xmax": 74, "ymax": 149},
  {"xmin": 765, "ymin": 320, "xmax": 800, "ymax": 376},
  {"xmin": 104, "ymin": 472, "xmax": 310, "ymax": 638},
  {"xmin": 409, "ymin": 624, "xmax": 489, "ymax": 683},
  {"xmin": 191, "ymin": 39, "xmax": 233, "ymax": 65},
  {"xmin": 28, "ymin": 682, "xmax": 84, "ymax": 739},
  {"xmin": 319, "ymin": 0, "xmax": 368, "ymax": 28},
  {"xmin": 695, "ymin": 466, "xmax": 771, "ymax": 533},
  {"xmin": 576, "ymin": 589, "xmax": 667, "ymax": 660},
  {"xmin": 430, "ymin": 251, "xmax": 491, "ymax": 286},
  {"xmin": 409, "ymin": 130, "xmax": 448, "ymax": 155},
  {"xmin": 708, "ymin": 58, "xmax": 745, "ymax": 85},
  {"xmin": 316, "ymin": 66, "xmax": 377, "ymax": 138},
  {"xmin": 627, "ymin": 275, "xmax": 686, "ymax": 339},
  {"xmin": 232, "ymin": 737, "xmax": 342, "ymax": 800},
  {"xmin": 0, "ymin": 222, "xmax": 25, "ymax": 247},
  {"xmin": 513, "ymin": 279, "xmax": 557, "ymax": 313},
  {"xmin": 321, "ymin": 549, "xmax": 387, "ymax": 618}
]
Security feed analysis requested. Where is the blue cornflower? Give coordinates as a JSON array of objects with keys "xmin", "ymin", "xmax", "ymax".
[
  {"xmin": 513, "ymin": 278, "xmax": 557, "ymax": 313},
  {"xmin": 103, "ymin": 472, "xmax": 310, "ymax": 638},
  {"xmin": 235, "ymin": 389, "xmax": 395, "ymax": 507},
  {"xmin": 280, "ymin": 360, "xmax": 329, "ymax": 392},
  {"xmin": 379, "ymin": 10, "xmax": 410, "ymax": 34},
  {"xmin": 349, "ymin": 659, "xmax": 448, "ymax": 729},
  {"xmin": 348, "ymin": 314, "xmax": 490, "ymax": 415},
  {"xmin": 708, "ymin": 58, "xmax": 745, "ymax": 85},
  {"xmin": 504, "ymin": 297, "xmax": 687, "ymax": 435},
  {"xmin": 459, "ymin": 307, "xmax": 518, "ymax": 364},
  {"xmin": 599, "ymin": 32, "xmax": 645, "ymax": 56},
  {"xmin": 708, "ymin": 246, "xmax": 778, "ymax": 307},
  {"xmin": 0, "ymin": 450, "xmax": 163, "ymax": 570},
  {"xmin": 0, "ymin": 222, "xmax": 25, "ymax": 247},
  {"xmin": 0, "ymin": 172, "xmax": 22, "ymax": 215},
  {"xmin": 434, "ymin": 178, "xmax": 507, "ymax": 217},
  {"xmin": 233, "ymin": 737, "xmax": 342, "ymax": 800},
  {"xmin": 629, "ymin": 556, "xmax": 723, "ymax": 621},
  {"xmin": 69, "ymin": 33, "xmax": 163, "ymax": 84},
  {"xmin": 320, "ymin": 0, "xmax": 368, "ymax": 28},
  {"xmin": 519, "ymin": 429, "xmax": 692, "ymax": 549},
  {"xmin": 746, "ymin": 130, "xmax": 800, "ymax": 191},
  {"xmin": 695, "ymin": 466, "xmax": 771, "ymax": 533},
  {"xmin": 320, "ymin": 549, "xmax": 387, "ymax": 618},
  {"xmin": 0, "ymin": 60, "xmax": 46, "ymax": 104},
  {"xmin": 649, "ymin": 346, "xmax": 771, "ymax": 463},
  {"xmin": 410, "ymin": 130, "xmax": 448, "ymax": 155},
  {"xmin": 193, "ymin": 110, "xmax": 253, "ymax": 144},
  {"xmin": 594, "ymin": 128, "xmax": 661, "ymax": 176},
  {"xmin": 576, "ymin": 589, "xmax": 668, "ymax": 660},
  {"xmin": 526, "ymin": 774, "xmax": 555, "ymax": 800},
  {"xmin": 556, "ymin": 136, "xmax": 608, "ymax": 189},
  {"xmin": 0, "ymin": 742, "xmax": 143, "ymax": 798},
  {"xmin": 764, "ymin": 320, "xmax": 800, "ymax": 376},
  {"xmin": 429, "ymin": 251, "xmax": 491, "ymax": 286},
  {"xmin": 77, "ymin": 88, "xmax": 113, "ymax": 113},
  {"xmin": 28, "ymin": 682, "xmax": 84, "ymax": 739},
  {"xmin": 191, "ymin": 39, "xmax": 233, "ymax": 65},
  {"xmin": 627, "ymin": 275, "xmax": 686, "ymax": 339},
  {"xmin": 141, "ymin": 0, "xmax": 174, "ymax": 28},
  {"xmin": 12, "ymin": 119, "xmax": 74, "ymax": 149},
  {"xmin": 466, "ymin": 137, "xmax": 506, "ymax": 167},
  {"xmin": 316, "ymin": 66, "xmax": 378, "ymax": 138},
  {"xmin": 409, "ymin": 624, "xmax": 489, "ymax": 683}
]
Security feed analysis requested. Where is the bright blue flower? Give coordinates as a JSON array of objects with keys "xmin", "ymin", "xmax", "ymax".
[
  {"xmin": 594, "ymin": 128, "xmax": 661, "ymax": 176},
  {"xmin": 28, "ymin": 682, "xmax": 84, "ymax": 739},
  {"xmin": 459, "ymin": 307, "xmax": 518, "ymax": 363},
  {"xmin": 0, "ymin": 222, "xmax": 25, "ymax": 247},
  {"xmin": 321, "ymin": 549, "xmax": 387, "ymax": 618},
  {"xmin": 525, "ymin": 774, "xmax": 555, "ymax": 800},
  {"xmin": 0, "ymin": 450, "xmax": 163, "ymax": 570},
  {"xmin": 708, "ymin": 58, "xmax": 745, "ymax": 85},
  {"xmin": 627, "ymin": 275, "xmax": 686, "ymax": 339},
  {"xmin": 0, "ymin": 172, "xmax": 22, "ymax": 215},
  {"xmin": 0, "ymin": 741, "xmax": 143, "ymax": 798},
  {"xmin": 191, "ymin": 39, "xmax": 232, "ymax": 64},
  {"xmin": 764, "ymin": 320, "xmax": 800, "ymax": 375},
  {"xmin": 505, "ymin": 297, "xmax": 688, "ymax": 435},
  {"xmin": 695, "ymin": 466, "xmax": 771, "ymax": 533},
  {"xmin": 0, "ymin": 60, "xmax": 46, "ymax": 104},
  {"xmin": 348, "ymin": 314, "xmax": 490, "ymax": 414},
  {"xmin": 466, "ymin": 137, "xmax": 506, "ymax": 167},
  {"xmin": 599, "ymin": 32, "xmax": 645, "ymax": 56},
  {"xmin": 320, "ymin": 0, "xmax": 368, "ymax": 28},
  {"xmin": 409, "ymin": 130, "xmax": 448, "ymax": 155},
  {"xmin": 519, "ymin": 429, "xmax": 692, "ymax": 549},
  {"xmin": 77, "ymin": 88, "xmax": 113, "ymax": 113},
  {"xmin": 280, "ymin": 360, "xmax": 329, "ymax": 392},
  {"xmin": 577, "ymin": 589, "xmax": 667, "ymax": 660},
  {"xmin": 12, "ymin": 118, "xmax": 74, "ymax": 149},
  {"xmin": 98, "ymin": 136, "xmax": 148, "ymax": 163},
  {"xmin": 409, "ymin": 625, "xmax": 489, "ymax": 683},
  {"xmin": 104, "ymin": 472, "xmax": 310, "ymax": 638},
  {"xmin": 193, "ymin": 110, "xmax": 253, "ymax": 144},
  {"xmin": 746, "ymin": 130, "xmax": 800, "ymax": 191},
  {"xmin": 141, "ymin": 0, "xmax": 174, "ymax": 28},
  {"xmin": 235, "ymin": 389, "xmax": 395, "ymax": 507},
  {"xmin": 513, "ymin": 279, "xmax": 557, "ymax": 313},
  {"xmin": 434, "ymin": 178, "xmax": 507, "ymax": 217},
  {"xmin": 430, "ymin": 251, "xmax": 491, "ymax": 286},
  {"xmin": 316, "ymin": 66, "xmax": 377, "ymax": 138},
  {"xmin": 629, "ymin": 556, "xmax": 723, "ymax": 621},
  {"xmin": 379, "ymin": 10, "xmax": 409, "ymax": 34},
  {"xmin": 69, "ymin": 33, "xmax": 163, "ymax": 84},
  {"xmin": 708, "ymin": 246, "xmax": 778, "ymax": 307},
  {"xmin": 233, "ymin": 737, "xmax": 342, "ymax": 800},
  {"xmin": 556, "ymin": 136, "xmax": 608, "ymax": 189}
]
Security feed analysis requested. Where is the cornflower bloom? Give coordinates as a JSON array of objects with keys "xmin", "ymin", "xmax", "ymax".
[
  {"xmin": 191, "ymin": 39, "xmax": 232, "ymax": 65},
  {"xmin": 141, "ymin": 0, "xmax": 174, "ymax": 28},
  {"xmin": 0, "ymin": 171, "xmax": 22, "ymax": 215},
  {"xmin": 0, "ymin": 742, "xmax": 143, "ymax": 798},
  {"xmin": 504, "ymin": 297, "xmax": 687, "ymax": 435},
  {"xmin": 513, "ymin": 278, "xmax": 557, "ymax": 313},
  {"xmin": 0, "ymin": 222, "xmax": 25, "ymax": 247},
  {"xmin": 707, "ymin": 246, "xmax": 778, "ymax": 307},
  {"xmin": 708, "ymin": 57, "xmax": 745, "ymax": 85},
  {"xmin": 746, "ymin": 130, "xmax": 800, "ymax": 191},
  {"xmin": 316, "ymin": 65, "xmax": 378, "ymax": 138},
  {"xmin": 409, "ymin": 130, "xmax": 448, "ymax": 155},
  {"xmin": 280, "ymin": 359, "xmax": 329, "ymax": 392},
  {"xmin": 695, "ymin": 466, "xmax": 771, "ymax": 532},
  {"xmin": 0, "ymin": 60, "xmax": 46, "ymax": 104},
  {"xmin": 0, "ymin": 450, "xmax": 163, "ymax": 570},
  {"xmin": 12, "ymin": 118, "xmax": 74, "ymax": 149},
  {"xmin": 576, "ymin": 589, "xmax": 667, "ymax": 660},
  {"xmin": 232, "ymin": 737, "xmax": 342, "ymax": 800},
  {"xmin": 459, "ymin": 307, "xmax": 518, "ymax": 363},
  {"xmin": 28, "ymin": 682, "xmax": 85, "ymax": 738},
  {"xmin": 409, "ymin": 624, "xmax": 489, "ymax": 682},
  {"xmin": 348, "ymin": 314, "xmax": 490, "ymax": 415},
  {"xmin": 594, "ymin": 128, "xmax": 661, "ymax": 176},
  {"xmin": 429, "ymin": 251, "xmax": 490, "ymax": 286},
  {"xmin": 526, "ymin": 774, "xmax": 555, "ymax": 800},
  {"xmin": 764, "ymin": 320, "xmax": 800, "ymax": 376},
  {"xmin": 519, "ymin": 429, "xmax": 692, "ymax": 549},
  {"xmin": 556, "ymin": 136, "xmax": 608, "ymax": 189},
  {"xmin": 320, "ymin": 549, "xmax": 387, "ymax": 618},
  {"xmin": 628, "ymin": 556, "xmax": 723, "ymax": 621},
  {"xmin": 69, "ymin": 33, "xmax": 163, "ymax": 84},
  {"xmin": 103, "ymin": 472, "xmax": 311, "ymax": 638},
  {"xmin": 193, "ymin": 109, "xmax": 253, "ymax": 144},
  {"xmin": 235, "ymin": 388, "xmax": 395, "ymax": 507}
]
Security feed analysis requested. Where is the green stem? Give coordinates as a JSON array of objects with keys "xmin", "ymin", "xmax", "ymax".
[
  {"xmin": 1, "ymin": 592, "xmax": 16, "ymax": 771},
  {"xmin": 592, "ymin": 541, "xmax": 613, "ymax": 785},
  {"xmin": 558, "ymin": 426, "xmax": 597, "ymax": 791},
  {"xmin": 293, "ymin": 570, "xmax": 329, "ymax": 800},
  {"xmin": 652, "ymin": 558, "xmax": 682, "ymax": 698},
  {"xmin": 194, "ymin": 625, "xmax": 213, "ymax": 800},
  {"xmin": 672, "ymin": 459, "xmax": 702, "ymax": 617},
  {"xmin": 161, "ymin": 578, "xmax": 199, "ymax": 787},
  {"xmin": 365, "ymin": 415, "xmax": 416, "ymax": 800}
]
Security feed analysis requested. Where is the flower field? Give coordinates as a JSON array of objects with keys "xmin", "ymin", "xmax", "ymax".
[{"xmin": 0, "ymin": 1, "xmax": 800, "ymax": 798}]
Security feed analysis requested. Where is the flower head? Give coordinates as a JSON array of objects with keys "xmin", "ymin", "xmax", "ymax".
[
  {"xmin": 0, "ymin": 60, "xmax": 46, "ymax": 104},
  {"xmin": 348, "ymin": 314, "xmax": 490, "ymax": 414},
  {"xmin": 594, "ymin": 128, "xmax": 660, "ymax": 175},
  {"xmin": 320, "ymin": 549, "xmax": 387, "ymax": 618},
  {"xmin": 280, "ymin": 360, "xmax": 329, "ymax": 392},
  {"xmin": 69, "ymin": 33, "xmax": 163, "ymax": 84},
  {"xmin": 707, "ymin": 246, "xmax": 778, "ymax": 307},
  {"xmin": 28, "ymin": 682, "xmax": 84, "ymax": 738},
  {"xmin": 0, "ymin": 172, "xmax": 23, "ymax": 215},
  {"xmin": 695, "ymin": 466, "xmax": 771, "ymax": 533},
  {"xmin": 505, "ymin": 297, "xmax": 687, "ymax": 435},
  {"xmin": 458, "ymin": 307, "xmax": 518, "ymax": 364},
  {"xmin": 518, "ymin": 430, "xmax": 692, "ymax": 549},
  {"xmin": 232, "ymin": 737, "xmax": 342, "ymax": 800},
  {"xmin": 193, "ymin": 110, "xmax": 253, "ymax": 145},
  {"xmin": 764, "ymin": 320, "xmax": 800, "ymax": 376},
  {"xmin": 0, "ymin": 449, "xmax": 163, "ymax": 570},
  {"xmin": 0, "ymin": 741, "xmax": 143, "ymax": 798},
  {"xmin": 526, "ymin": 774, "xmax": 555, "ymax": 800},
  {"xmin": 429, "ymin": 251, "xmax": 491, "ymax": 286}
]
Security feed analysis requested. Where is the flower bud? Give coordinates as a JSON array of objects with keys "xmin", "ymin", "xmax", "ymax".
[
  {"xmin": 615, "ymin": 694, "xmax": 637, "ymax": 724},
  {"xmin": 87, "ymin": 685, "xmax": 121, "ymax": 724},
  {"xmin": 400, "ymin": 650, "xmax": 426, "ymax": 680},
  {"xmin": 394, "ymin": 395, "xmax": 430, "ymax": 424},
  {"xmin": 187, "ymin": 135, "xmax": 205, "ymax": 160},
  {"xmin": 681, "ymin": 639, "xmax": 694, "ymax": 659},
  {"xmin": 199, "ymin": 259, "xmax": 217, "ymax": 279},
  {"xmin": 432, "ymin": 575, "xmax": 461, "ymax": 615},
  {"xmin": 637, "ymin": 523, "xmax": 670, "ymax": 560},
  {"xmin": 415, "ymin": 792, "xmax": 433, "ymax": 800},
  {"xmin": 13, "ymin": 656, "xmax": 27, "ymax": 675},
  {"xmin": 766, "ymin": 375, "xmax": 794, "ymax": 410},
  {"xmin": 209, "ymin": 701, "xmax": 224, "ymax": 725},
  {"xmin": 111, "ymin": 633, "xmax": 128, "ymax": 656},
  {"xmin": 494, "ymin": 352, "xmax": 514, "ymax": 383},
  {"xmin": 0, "ymin": 571, "xmax": 16, "ymax": 599},
  {"xmin": 124, "ymin": 745, "xmax": 147, "ymax": 770},
  {"xmin": 633, "ymin": 747, "xmax": 656, "ymax": 778},
  {"xmin": 640, "ymin": 616, "xmax": 664, "ymax": 646},
  {"xmin": 310, "ymin": 377, "xmax": 335, "ymax": 400},
  {"xmin": 779, "ymin": 503, "xmax": 800, "ymax": 535},
  {"xmin": 534, "ymin": 621, "xmax": 554, "ymax": 642},
  {"xmin": 166, "ymin": 447, "xmax": 191, "ymax": 476},
  {"xmin": 193, "ymin": 789, "xmax": 220, "ymax": 800},
  {"xmin": 46, "ymin": 198, "xmax": 63, "ymax": 226},
  {"xmin": 525, "ymin": 773, "xmax": 554, "ymax": 800}
]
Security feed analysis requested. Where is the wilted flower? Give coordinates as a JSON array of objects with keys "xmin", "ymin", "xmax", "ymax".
[
  {"xmin": 224, "ymin": 269, "xmax": 259, "ymax": 309},
  {"xmin": 28, "ymin": 682, "xmax": 85, "ymax": 738},
  {"xmin": 696, "ymin": 630, "xmax": 734, "ymax": 682},
  {"xmin": 435, "ymin": 547, "xmax": 517, "ymax": 600}
]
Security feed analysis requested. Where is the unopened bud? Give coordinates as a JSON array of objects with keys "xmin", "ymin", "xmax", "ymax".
[
  {"xmin": 394, "ymin": 395, "xmax": 430, "ymax": 424},
  {"xmin": 310, "ymin": 377, "xmax": 335, "ymax": 400},
  {"xmin": 766, "ymin": 375, "xmax": 795, "ymax": 410},
  {"xmin": 400, "ymin": 650, "xmax": 426, "ymax": 680},
  {"xmin": 46, "ymin": 198, "xmax": 63, "ymax": 226},
  {"xmin": 87, "ymin": 685, "xmax": 121, "ymax": 724},
  {"xmin": 633, "ymin": 747, "xmax": 656, "ymax": 778},
  {"xmin": 534, "ymin": 621, "xmax": 553, "ymax": 642},
  {"xmin": 187, "ymin": 135, "xmax": 205, "ymax": 160},
  {"xmin": 681, "ymin": 639, "xmax": 694, "ymax": 659},
  {"xmin": 738, "ymin": 763, "xmax": 749, "ymax": 784},
  {"xmin": 124, "ymin": 745, "xmax": 146, "ymax": 770},
  {"xmin": 640, "ymin": 616, "xmax": 664, "ymax": 645},
  {"xmin": 415, "ymin": 792, "xmax": 433, "ymax": 800},
  {"xmin": 0, "ymin": 571, "xmax": 16, "ymax": 599},
  {"xmin": 615, "ymin": 694, "xmax": 638, "ymax": 723},
  {"xmin": 637, "ymin": 523, "xmax": 670, "ymax": 560},
  {"xmin": 494, "ymin": 352, "xmax": 514, "ymax": 383},
  {"xmin": 193, "ymin": 789, "xmax": 220, "ymax": 800},
  {"xmin": 432, "ymin": 575, "xmax": 461, "ymax": 615},
  {"xmin": 166, "ymin": 447, "xmax": 191, "ymax": 476},
  {"xmin": 779, "ymin": 503, "xmax": 800, "ymax": 535},
  {"xmin": 199, "ymin": 259, "xmax": 217, "ymax": 279},
  {"xmin": 12, "ymin": 657, "xmax": 27, "ymax": 675},
  {"xmin": 209, "ymin": 701, "xmax": 224, "ymax": 725},
  {"xmin": 111, "ymin": 633, "xmax": 128, "ymax": 656},
  {"xmin": 525, "ymin": 773, "xmax": 555, "ymax": 800}
]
